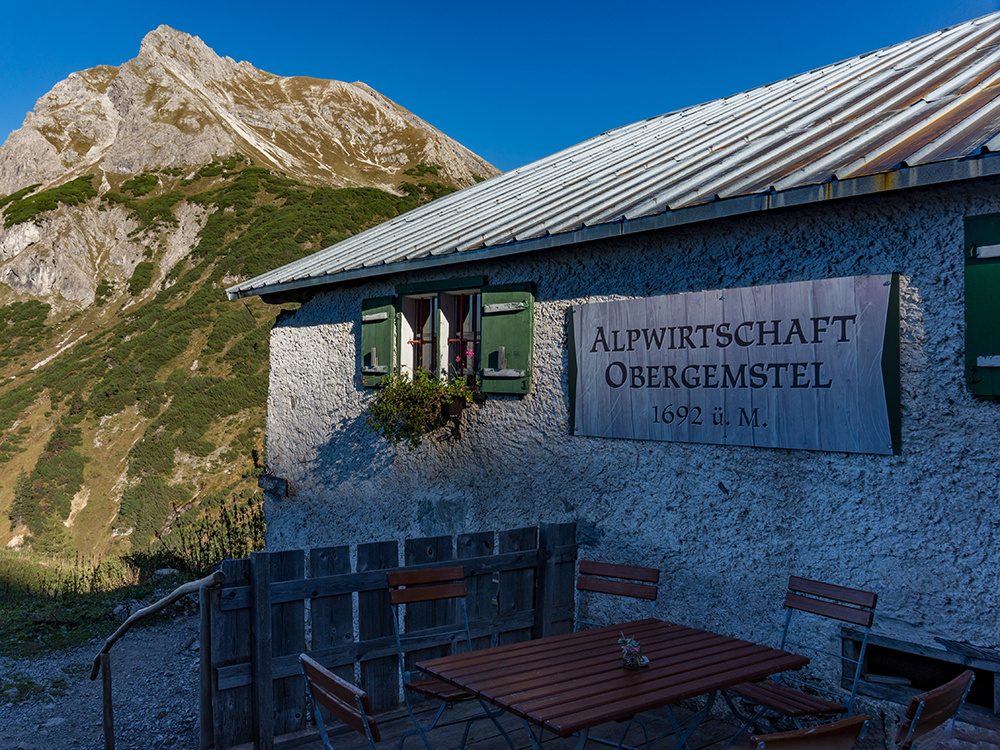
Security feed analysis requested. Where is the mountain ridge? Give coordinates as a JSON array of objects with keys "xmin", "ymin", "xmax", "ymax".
[
  {"xmin": 0, "ymin": 25, "xmax": 497, "ymax": 197},
  {"xmin": 0, "ymin": 28, "xmax": 498, "ymax": 567}
]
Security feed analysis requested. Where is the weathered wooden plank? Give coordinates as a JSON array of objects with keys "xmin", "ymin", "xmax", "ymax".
[
  {"xmin": 573, "ymin": 277, "xmax": 895, "ymax": 454},
  {"xmin": 211, "ymin": 527, "xmax": 578, "ymax": 747},
  {"xmin": 213, "ymin": 557, "xmax": 253, "ymax": 749},
  {"xmin": 310, "ymin": 545, "xmax": 354, "ymax": 683},
  {"xmin": 459, "ymin": 531, "xmax": 496, "ymax": 652},
  {"xmin": 357, "ymin": 540, "xmax": 399, "ymax": 711},
  {"xmin": 403, "ymin": 536, "xmax": 456, "ymax": 672},
  {"xmin": 843, "ymin": 626, "xmax": 1000, "ymax": 671},
  {"xmin": 271, "ymin": 550, "xmax": 306, "ymax": 738},
  {"xmin": 251, "ymin": 551, "xmax": 274, "ymax": 750},
  {"xmin": 217, "ymin": 611, "xmax": 540, "ymax": 691},
  {"xmin": 536, "ymin": 523, "xmax": 577, "ymax": 638},
  {"xmin": 220, "ymin": 549, "xmax": 568, "ymax": 611},
  {"xmin": 547, "ymin": 523, "xmax": 578, "ymax": 637},
  {"xmin": 498, "ymin": 527, "xmax": 537, "ymax": 647}
]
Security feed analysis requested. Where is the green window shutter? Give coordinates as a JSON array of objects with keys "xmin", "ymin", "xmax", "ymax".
[
  {"xmin": 480, "ymin": 283, "xmax": 534, "ymax": 395},
  {"xmin": 965, "ymin": 215, "xmax": 1000, "ymax": 396},
  {"xmin": 360, "ymin": 296, "xmax": 396, "ymax": 388}
]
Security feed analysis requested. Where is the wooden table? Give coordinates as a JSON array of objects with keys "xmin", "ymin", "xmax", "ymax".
[{"xmin": 417, "ymin": 618, "xmax": 808, "ymax": 750}]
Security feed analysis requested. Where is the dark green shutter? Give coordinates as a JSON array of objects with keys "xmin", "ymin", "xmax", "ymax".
[
  {"xmin": 965, "ymin": 215, "xmax": 1000, "ymax": 396},
  {"xmin": 360, "ymin": 296, "xmax": 395, "ymax": 388},
  {"xmin": 480, "ymin": 283, "xmax": 534, "ymax": 395}
]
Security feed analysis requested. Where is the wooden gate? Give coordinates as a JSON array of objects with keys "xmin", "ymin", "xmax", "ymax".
[{"xmin": 203, "ymin": 522, "xmax": 577, "ymax": 750}]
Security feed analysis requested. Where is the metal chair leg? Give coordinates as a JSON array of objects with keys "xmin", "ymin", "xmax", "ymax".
[{"xmin": 397, "ymin": 691, "xmax": 444, "ymax": 750}]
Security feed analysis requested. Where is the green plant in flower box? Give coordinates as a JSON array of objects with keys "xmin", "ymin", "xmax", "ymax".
[{"xmin": 364, "ymin": 369, "xmax": 473, "ymax": 449}]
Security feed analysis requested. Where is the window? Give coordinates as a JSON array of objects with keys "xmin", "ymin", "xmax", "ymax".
[
  {"xmin": 360, "ymin": 278, "xmax": 534, "ymax": 395},
  {"xmin": 401, "ymin": 295, "xmax": 438, "ymax": 374},
  {"xmin": 442, "ymin": 290, "xmax": 482, "ymax": 380}
]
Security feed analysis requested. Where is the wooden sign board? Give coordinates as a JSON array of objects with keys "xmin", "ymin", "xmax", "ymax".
[{"xmin": 570, "ymin": 274, "xmax": 900, "ymax": 454}]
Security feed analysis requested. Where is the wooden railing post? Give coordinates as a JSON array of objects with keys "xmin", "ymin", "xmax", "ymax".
[
  {"xmin": 200, "ymin": 583, "xmax": 216, "ymax": 749},
  {"xmin": 90, "ymin": 571, "xmax": 225, "ymax": 750},
  {"xmin": 250, "ymin": 551, "xmax": 274, "ymax": 750},
  {"xmin": 101, "ymin": 652, "xmax": 113, "ymax": 750}
]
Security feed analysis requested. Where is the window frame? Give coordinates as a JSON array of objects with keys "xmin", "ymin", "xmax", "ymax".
[{"xmin": 360, "ymin": 276, "xmax": 534, "ymax": 396}]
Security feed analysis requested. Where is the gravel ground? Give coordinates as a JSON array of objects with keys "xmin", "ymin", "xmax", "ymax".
[{"xmin": 0, "ymin": 612, "xmax": 201, "ymax": 750}]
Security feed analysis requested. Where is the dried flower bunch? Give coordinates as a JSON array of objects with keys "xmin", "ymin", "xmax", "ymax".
[{"xmin": 616, "ymin": 633, "xmax": 642, "ymax": 655}]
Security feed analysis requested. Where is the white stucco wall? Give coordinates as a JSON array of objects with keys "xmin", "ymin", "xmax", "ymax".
[{"xmin": 263, "ymin": 180, "xmax": 1000, "ymax": 682}]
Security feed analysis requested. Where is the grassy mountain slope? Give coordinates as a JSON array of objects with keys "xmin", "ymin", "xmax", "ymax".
[{"xmin": 0, "ymin": 157, "xmax": 455, "ymax": 564}]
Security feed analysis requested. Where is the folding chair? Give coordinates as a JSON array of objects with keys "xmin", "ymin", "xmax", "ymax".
[
  {"xmin": 748, "ymin": 714, "xmax": 869, "ymax": 749},
  {"xmin": 300, "ymin": 653, "xmax": 380, "ymax": 750},
  {"xmin": 895, "ymin": 670, "xmax": 974, "ymax": 749},
  {"xmin": 387, "ymin": 565, "xmax": 515, "ymax": 750},
  {"xmin": 571, "ymin": 560, "xmax": 661, "ymax": 750},
  {"xmin": 575, "ymin": 559, "xmax": 660, "ymax": 631},
  {"xmin": 723, "ymin": 576, "xmax": 878, "ymax": 744}
]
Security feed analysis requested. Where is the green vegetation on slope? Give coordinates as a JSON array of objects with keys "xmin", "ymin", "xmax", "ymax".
[
  {"xmin": 0, "ymin": 300, "xmax": 53, "ymax": 369},
  {"xmin": 121, "ymin": 173, "xmax": 159, "ymax": 197},
  {"xmin": 0, "ymin": 491, "xmax": 264, "ymax": 658},
  {"xmin": 0, "ymin": 156, "xmax": 454, "ymax": 563},
  {"xmin": 2, "ymin": 175, "xmax": 97, "ymax": 228}
]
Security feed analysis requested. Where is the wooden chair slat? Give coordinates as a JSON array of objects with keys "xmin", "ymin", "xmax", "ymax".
[
  {"xmin": 301, "ymin": 655, "xmax": 375, "ymax": 715},
  {"xmin": 903, "ymin": 669, "xmax": 974, "ymax": 719},
  {"xmin": 727, "ymin": 576, "xmax": 878, "ymax": 735},
  {"xmin": 895, "ymin": 670, "xmax": 974, "ymax": 748},
  {"xmin": 386, "ymin": 565, "xmax": 465, "ymax": 587},
  {"xmin": 406, "ymin": 677, "xmax": 476, "ymax": 702},
  {"xmin": 730, "ymin": 680, "xmax": 845, "ymax": 717},
  {"xmin": 576, "ymin": 576, "xmax": 658, "ymax": 601},
  {"xmin": 748, "ymin": 714, "xmax": 868, "ymax": 750},
  {"xmin": 788, "ymin": 576, "xmax": 877, "ymax": 609},
  {"xmin": 300, "ymin": 654, "xmax": 381, "ymax": 743},
  {"xmin": 578, "ymin": 560, "xmax": 660, "ymax": 583},
  {"xmin": 389, "ymin": 581, "xmax": 468, "ymax": 605},
  {"xmin": 312, "ymin": 684, "xmax": 382, "ymax": 741},
  {"xmin": 783, "ymin": 592, "xmax": 874, "ymax": 627}
]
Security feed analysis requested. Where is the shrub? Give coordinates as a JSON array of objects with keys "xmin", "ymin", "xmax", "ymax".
[
  {"xmin": 118, "ymin": 477, "xmax": 190, "ymax": 547},
  {"xmin": 0, "ymin": 184, "xmax": 41, "ymax": 210},
  {"xmin": 128, "ymin": 261, "xmax": 155, "ymax": 296},
  {"xmin": 365, "ymin": 370, "xmax": 472, "ymax": 449},
  {"xmin": 121, "ymin": 174, "xmax": 159, "ymax": 197},
  {"xmin": 2, "ymin": 176, "xmax": 97, "ymax": 228},
  {"xmin": 0, "ymin": 300, "xmax": 52, "ymax": 368},
  {"xmin": 94, "ymin": 279, "xmax": 113, "ymax": 306}
]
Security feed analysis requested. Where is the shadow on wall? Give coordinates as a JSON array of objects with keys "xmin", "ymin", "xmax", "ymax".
[{"xmin": 306, "ymin": 408, "xmax": 394, "ymax": 489}]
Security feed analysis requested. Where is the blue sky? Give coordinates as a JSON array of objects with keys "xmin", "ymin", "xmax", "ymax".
[{"xmin": 1, "ymin": 1, "xmax": 998, "ymax": 173}]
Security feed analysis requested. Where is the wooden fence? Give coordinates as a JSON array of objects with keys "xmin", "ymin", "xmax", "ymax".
[{"xmin": 203, "ymin": 522, "xmax": 578, "ymax": 750}]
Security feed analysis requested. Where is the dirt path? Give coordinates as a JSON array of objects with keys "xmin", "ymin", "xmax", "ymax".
[{"xmin": 0, "ymin": 612, "xmax": 201, "ymax": 750}]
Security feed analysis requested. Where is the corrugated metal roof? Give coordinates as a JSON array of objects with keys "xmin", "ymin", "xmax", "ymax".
[{"xmin": 228, "ymin": 12, "xmax": 1000, "ymax": 300}]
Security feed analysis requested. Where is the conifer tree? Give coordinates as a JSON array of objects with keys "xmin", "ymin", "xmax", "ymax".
[{"xmin": 9, "ymin": 468, "xmax": 41, "ymax": 533}]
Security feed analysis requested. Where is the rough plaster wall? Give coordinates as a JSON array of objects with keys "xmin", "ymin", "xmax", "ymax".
[{"xmin": 265, "ymin": 181, "xmax": 1000, "ymax": 673}]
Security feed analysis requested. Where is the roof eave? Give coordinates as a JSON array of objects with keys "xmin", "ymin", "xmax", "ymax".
[{"xmin": 226, "ymin": 150, "xmax": 1000, "ymax": 302}]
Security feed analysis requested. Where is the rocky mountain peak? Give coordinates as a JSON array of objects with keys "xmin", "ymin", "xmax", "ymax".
[
  {"xmin": 137, "ymin": 25, "xmax": 235, "ymax": 80},
  {"xmin": 0, "ymin": 27, "xmax": 498, "ymax": 196}
]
